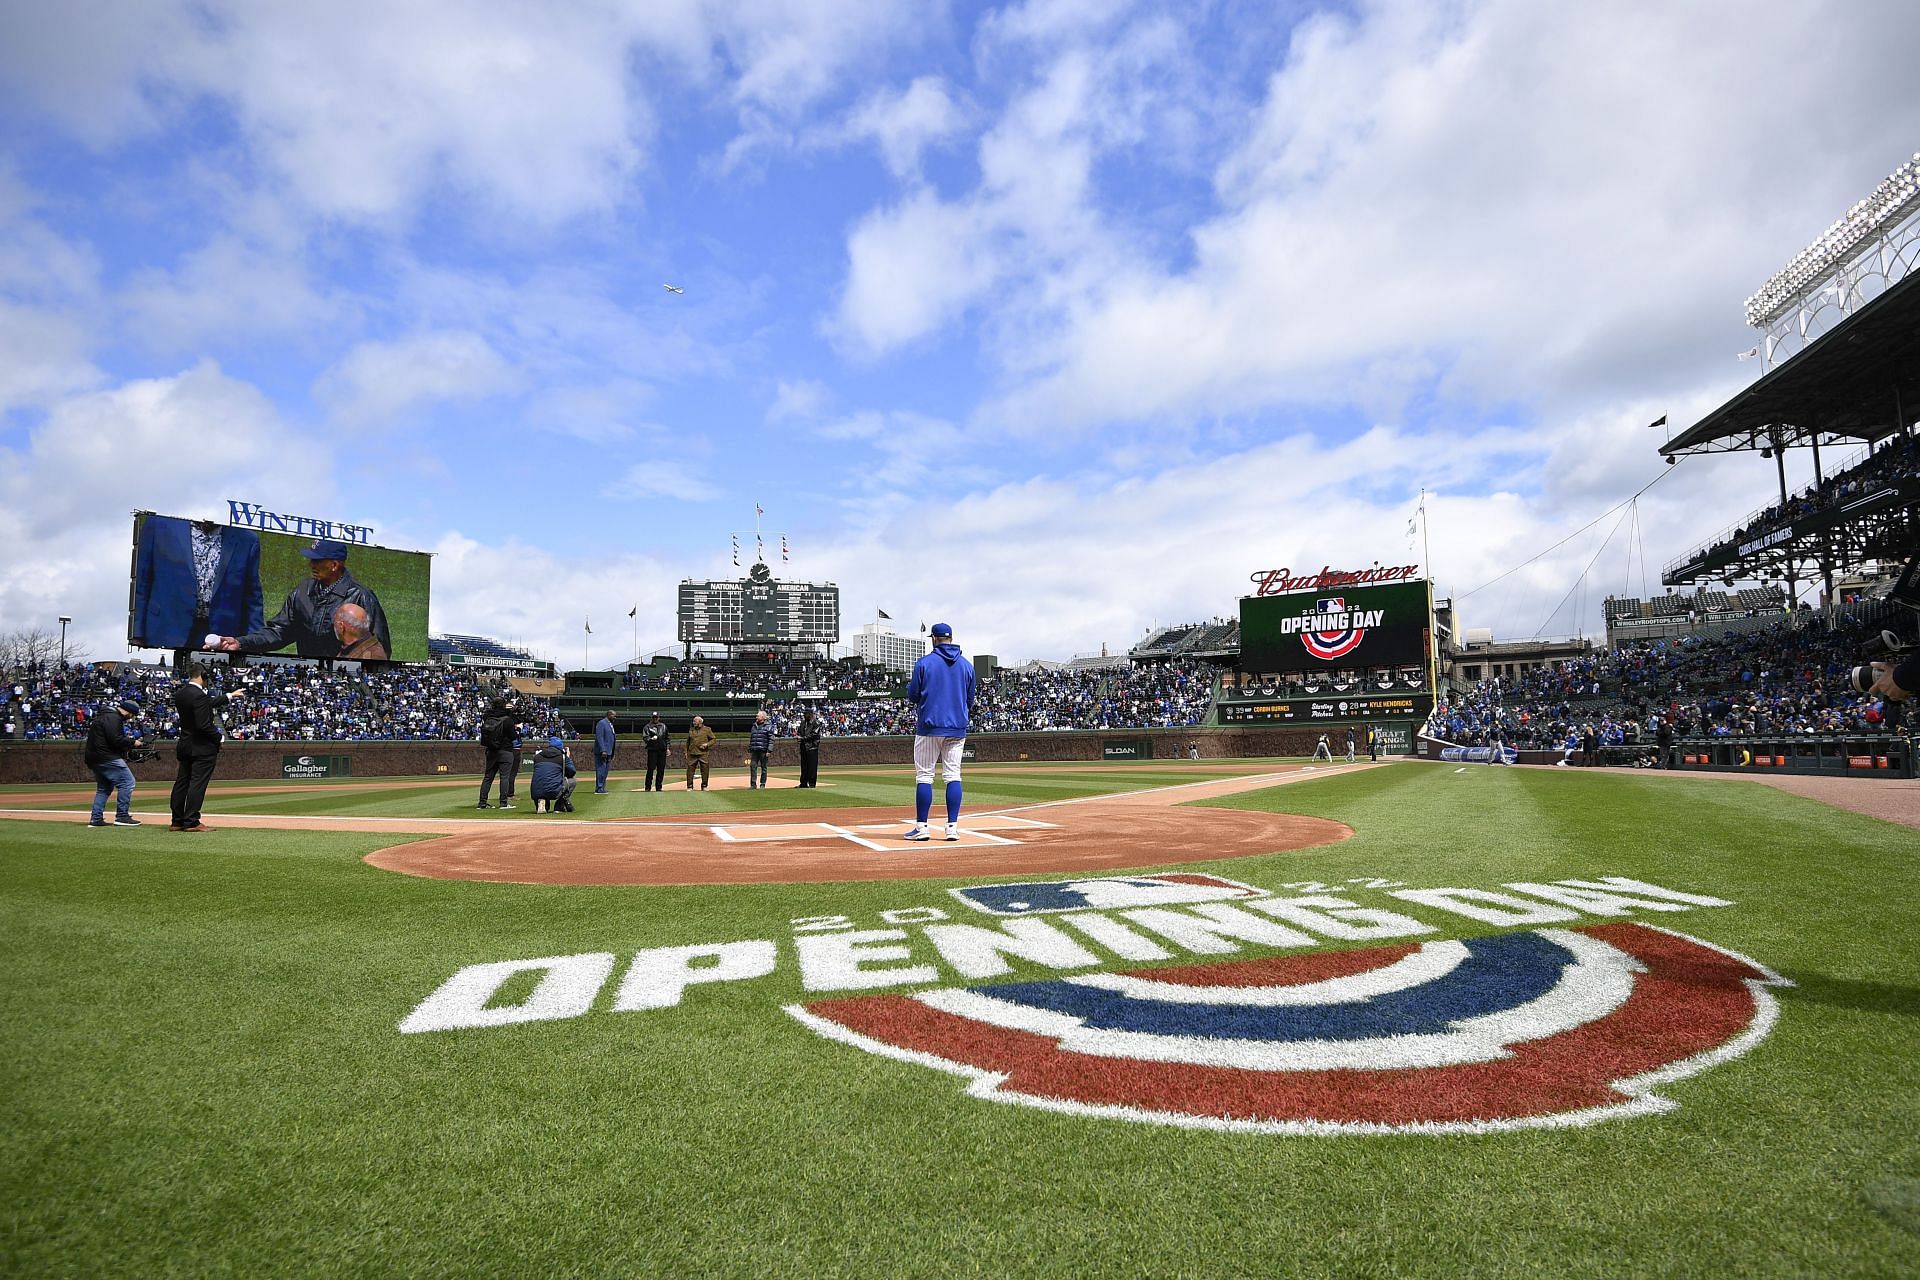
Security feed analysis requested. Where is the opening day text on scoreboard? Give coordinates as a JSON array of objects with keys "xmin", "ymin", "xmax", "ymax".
[{"xmin": 1229, "ymin": 572, "xmax": 1436, "ymax": 724}]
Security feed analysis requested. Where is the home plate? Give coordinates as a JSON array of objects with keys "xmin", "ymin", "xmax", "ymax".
[{"xmin": 711, "ymin": 812, "xmax": 1056, "ymax": 850}]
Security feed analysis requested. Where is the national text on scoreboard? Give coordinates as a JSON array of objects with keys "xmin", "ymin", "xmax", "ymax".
[
  {"xmin": 677, "ymin": 561, "xmax": 841, "ymax": 645},
  {"xmin": 1226, "ymin": 573, "xmax": 1436, "ymax": 724}
]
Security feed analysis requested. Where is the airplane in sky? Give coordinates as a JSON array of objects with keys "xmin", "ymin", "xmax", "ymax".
[{"xmin": 662, "ymin": 283, "xmax": 684, "ymax": 294}]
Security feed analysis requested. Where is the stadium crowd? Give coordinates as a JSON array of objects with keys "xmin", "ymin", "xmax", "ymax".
[
  {"xmin": 765, "ymin": 659, "xmax": 1215, "ymax": 737},
  {"xmin": 1428, "ymin": 609, "xmax": 1910, "ymax": 753},
  {"xmin": 3, "ymin": 656, "xmax": 1214, "ymax": 743},
  {"xmin": 2, "ymin": 661, "xmax": 572, "ymax": 744},
  {"xmin": 624, "ymin": 657, "xmax": 898, "ymax": 694}
]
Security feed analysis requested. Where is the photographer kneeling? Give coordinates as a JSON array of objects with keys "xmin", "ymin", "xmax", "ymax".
[
  {"xmin": 529, "ymin": 736, "xmax": 577, "ymax": 814},
  {"xmin": 84, "ymin": 695, "xmax": 146, "ymax": 827}
]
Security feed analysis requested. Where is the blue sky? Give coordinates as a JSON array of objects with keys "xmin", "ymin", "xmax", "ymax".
[{"xmin": 2, "ymin": 0, "xmax": 1917, "ymax": 665}]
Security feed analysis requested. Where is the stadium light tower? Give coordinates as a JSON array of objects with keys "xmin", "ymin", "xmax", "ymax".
[
  {"xmin": 58, "ymin": 616, "xmax": 71, "ymax": 668},
  {"xmin": 1743, "ymin": 153, "xmax": 1920, "ymax": 367}
]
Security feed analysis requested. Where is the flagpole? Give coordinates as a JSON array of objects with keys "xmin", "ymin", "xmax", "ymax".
[{"xmin": 1420, "ymin": 487, "xmax": 1432, "ymax": 593}]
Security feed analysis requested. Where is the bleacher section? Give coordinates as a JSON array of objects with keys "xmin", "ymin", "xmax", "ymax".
[
  {"xmin": 1602, "ymin": 586, "xmax": 1790, "ymax": 647},
  {"xmin": 1130, "ymin": 620, "xmax": 1239, "ymax": 660}
]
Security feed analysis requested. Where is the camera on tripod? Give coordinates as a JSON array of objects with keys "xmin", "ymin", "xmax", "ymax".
[{"xmin": 127, "ymin": 745, "xmax": 158, "ymax": 763}]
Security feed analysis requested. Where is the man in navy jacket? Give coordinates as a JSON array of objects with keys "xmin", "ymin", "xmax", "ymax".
[
  {"xmin": 903, "ymin": 622, "xmax": 975, "ymax": 842},
  {"xmin": 132, "ymin": 516, "xmax": 263, "ymax": 650},
  {"xmin": 593, "ymin": 710, "xmax": 617, "ymax": 793}
]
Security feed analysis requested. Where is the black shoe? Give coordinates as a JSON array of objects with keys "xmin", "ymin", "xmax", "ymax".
[
  {"xmin": 114, "ymin": 816, "xmax": 143, "ymax": 827},
  {"xmin": 87, "ymin": 819, "xmax": 107, "ymax": 827},
  {"xmin": 477, "ymin": 802, "xmax": 493, "ymax": 809}
]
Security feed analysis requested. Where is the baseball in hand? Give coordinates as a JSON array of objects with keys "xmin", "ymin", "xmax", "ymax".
[{"xmin": 204, "ymin": 633, "xmax": 222, "ymax": 649}]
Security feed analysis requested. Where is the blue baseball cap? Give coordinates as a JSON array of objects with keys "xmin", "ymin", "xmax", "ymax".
[
  {"xmin": 117, "ymin": 695, "xmax": 140, "ymax": 712},
  {"xmin": 930, "ymin": 622, "xmax": 952, "ymax": 638},
  {"xmin": 548, "ymin": 735, "xmax": 564, "ymax": 748},
  {"xmin": 300, "ymin": 539, "xmax": 350, "ymax": 560}
]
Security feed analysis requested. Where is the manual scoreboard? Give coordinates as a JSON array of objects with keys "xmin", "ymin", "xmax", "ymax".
[{"xmin": 678, "ymin": 562, "xmax": 840, "ymax": 645}]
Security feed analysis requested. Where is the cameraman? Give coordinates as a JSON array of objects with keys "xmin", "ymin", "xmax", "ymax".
[{"xmin": 84, "ymin": 695, "xmax": 145, "ymax": 827}]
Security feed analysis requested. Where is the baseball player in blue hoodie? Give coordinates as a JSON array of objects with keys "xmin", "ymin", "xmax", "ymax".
[{"xmin": 904, "ymin": 622, "xmax": 976, "ymax": 841}]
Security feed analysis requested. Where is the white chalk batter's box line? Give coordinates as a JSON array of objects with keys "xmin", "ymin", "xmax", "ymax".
[{"xmin": 708, "ymin": 813, "xmax": 1058, "ymax": 849}]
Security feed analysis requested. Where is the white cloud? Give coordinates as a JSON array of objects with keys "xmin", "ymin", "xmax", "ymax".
[
  {"xmin": 121, "ymin": 234, "xmax": 350, "ymax": 354},
  {"xmin": 426, "ymin": 530, "xmax": 685, "ymax": 666},
  {"xmin": 842, "ymin": 76, "xmax": 968, "ymax": 178},
  {"xmin": 956, "ymin": 0, "xmax": 1920, "ymax": 432},
  {"xmin": 0, "ymin": 302, "xmax": 103, "ymax": 414},
  {"xmin": 603, "ymin": 460, "xmax": 721, "ymax": 502},
  {"xmin": 0, "ymin": 362, "xmax": 326, "ymax": 658},
  {"xmin": 0, "ymin": 0, "xmax": 941, "ymax": 224},
  {"xmin": 831, "ymin": 21, "xmax": 1197, "ymax": 356},
  {"xmin": 767, "ymin": 378, "xmax": 830, "ymax": 422},
  {"xmin": 314, "ymin": 330, "xmax": 519, "ymax": 427}
]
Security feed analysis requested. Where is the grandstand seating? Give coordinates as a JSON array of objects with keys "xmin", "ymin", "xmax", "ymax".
[
  {"xmin": 431, "ymin": 633, "xmax": 539, "ymax": 662},
  {"xmin": 1430, "ymin": 601, "xmax": 1911, "ymax": 751}
]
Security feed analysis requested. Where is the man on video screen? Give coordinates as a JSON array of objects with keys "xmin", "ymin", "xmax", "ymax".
[{"xmin": 211, "ymin": 538, "xmax": 390, "ymax": 659}]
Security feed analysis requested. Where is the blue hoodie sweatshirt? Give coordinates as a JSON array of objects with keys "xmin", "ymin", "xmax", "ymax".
[{"xmin": 907, "ymin": 642, "xmax": 975, "ymax": 737}]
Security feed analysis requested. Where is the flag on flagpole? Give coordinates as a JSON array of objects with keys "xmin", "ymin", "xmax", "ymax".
[
  {"xmin": 877, "ymin": 609, "xmax": 891, "ymax": 620},
  {"xmin": 1647, "ymin": 414, "xmax": 1667, "ymax": 430},
  {"xmin": 627, "ymin": 606, "xmax": 637, "ymax": 619},
  {"xmin": 1736, "ymin": 346, "xmax": 1759, "ymax": 362},
  {"xmin": 755, "ymin": 503, "xmax": 764, "ymax": 517},
  {"xmin": 780, "ymin": 535, "xmax": 789, "ymax": 563},
  {"xmin": 584, "ymin": 618, "xmax": 592, "ymax": 635}
]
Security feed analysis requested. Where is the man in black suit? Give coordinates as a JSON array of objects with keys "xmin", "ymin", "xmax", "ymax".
[
  {"xmin": 170, "ymin": 663, "xmax": 240, "ymax": 832},
  {"xmin": 797, "ymin": 708, "xmax": 822, "ymax": 788}
]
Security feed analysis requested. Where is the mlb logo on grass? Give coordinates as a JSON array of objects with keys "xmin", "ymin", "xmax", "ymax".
[{"xmin": 952, "ymin": 873, "xmax": 1265, "ymax": 916}]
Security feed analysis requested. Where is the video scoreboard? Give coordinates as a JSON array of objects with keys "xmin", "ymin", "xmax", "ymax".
[
  {"xmin": 1223, "ymin": 572, "xmax": 1436, "ymax": 724},
  {"xmin": 677, "ymin": 561, "xmax": 840, "ymax": 645}
]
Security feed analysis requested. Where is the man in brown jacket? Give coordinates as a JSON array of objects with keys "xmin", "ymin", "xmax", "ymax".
[{"xmin": 685, "ymin": 715, "xmax": 716, "ymax": 790}]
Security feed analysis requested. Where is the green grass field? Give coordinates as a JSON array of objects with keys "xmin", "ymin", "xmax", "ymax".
[{"xmin": 3, "ymin": 762, "xmax": 1916, "ymax": 1277}]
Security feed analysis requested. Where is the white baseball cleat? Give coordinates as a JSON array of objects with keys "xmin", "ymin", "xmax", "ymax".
[
  {"xmin": 944, "ymin": 824, "xmax": 959, "ymax": 841},
  {"xmin": 902, "ymin": 825, "xmax": 931, "ymax": 842}
]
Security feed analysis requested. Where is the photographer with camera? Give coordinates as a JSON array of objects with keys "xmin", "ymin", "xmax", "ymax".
[{"xmin": 84, "ymin": 694, "xmax": 146, "ymax": 827}]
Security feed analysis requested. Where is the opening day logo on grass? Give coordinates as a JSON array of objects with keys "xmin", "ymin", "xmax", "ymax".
[{"xmin": 400, "ymin": 872, "xmax": 1786, "ymax": 1136}]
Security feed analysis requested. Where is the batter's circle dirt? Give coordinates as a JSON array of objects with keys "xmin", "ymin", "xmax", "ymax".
[{"xmin": 362, "ymin": 766, "xmax": 1367, "ymax": 886}]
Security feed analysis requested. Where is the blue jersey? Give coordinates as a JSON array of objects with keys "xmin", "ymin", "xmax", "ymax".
[{"xmin": 907, "ymin": 642, "xmax": 975, "ymax": 737}]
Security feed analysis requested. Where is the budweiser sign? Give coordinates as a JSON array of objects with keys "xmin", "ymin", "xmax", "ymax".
[{"xmin": 1249, "ymin": 564, "xmax": 1421, "ymax": 596}]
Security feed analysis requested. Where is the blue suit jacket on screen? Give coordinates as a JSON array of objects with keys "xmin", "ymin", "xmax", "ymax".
[{"xmin": 132, "ymin": 517, "xmax": 264, "ymax": 649}]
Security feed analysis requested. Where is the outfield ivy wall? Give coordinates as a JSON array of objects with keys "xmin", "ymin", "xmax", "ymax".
[{"xmin": 0, "ymin": 725, "xmax": 1398, "ymax": 785}]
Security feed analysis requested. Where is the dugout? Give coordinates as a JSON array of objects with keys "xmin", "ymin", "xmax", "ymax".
[{"xmin": 1672, "ymin": 735, "xmax": 1915, "ymax": 778}]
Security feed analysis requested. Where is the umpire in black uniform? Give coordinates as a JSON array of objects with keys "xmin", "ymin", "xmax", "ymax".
[
  {"xmin": 477, "ymin": 696, "xmax": 518, "ymax": 809},
  {"xmin": 170, "ymin": 662, "xmax": 238, "ymax": 832},
  {"xmin": 797, "ymin": 707, "xmax": 822, "ymax": 788},
  {"xmin": 641, "ymin": 711, "xmax": 670, "ymax": 792}
]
